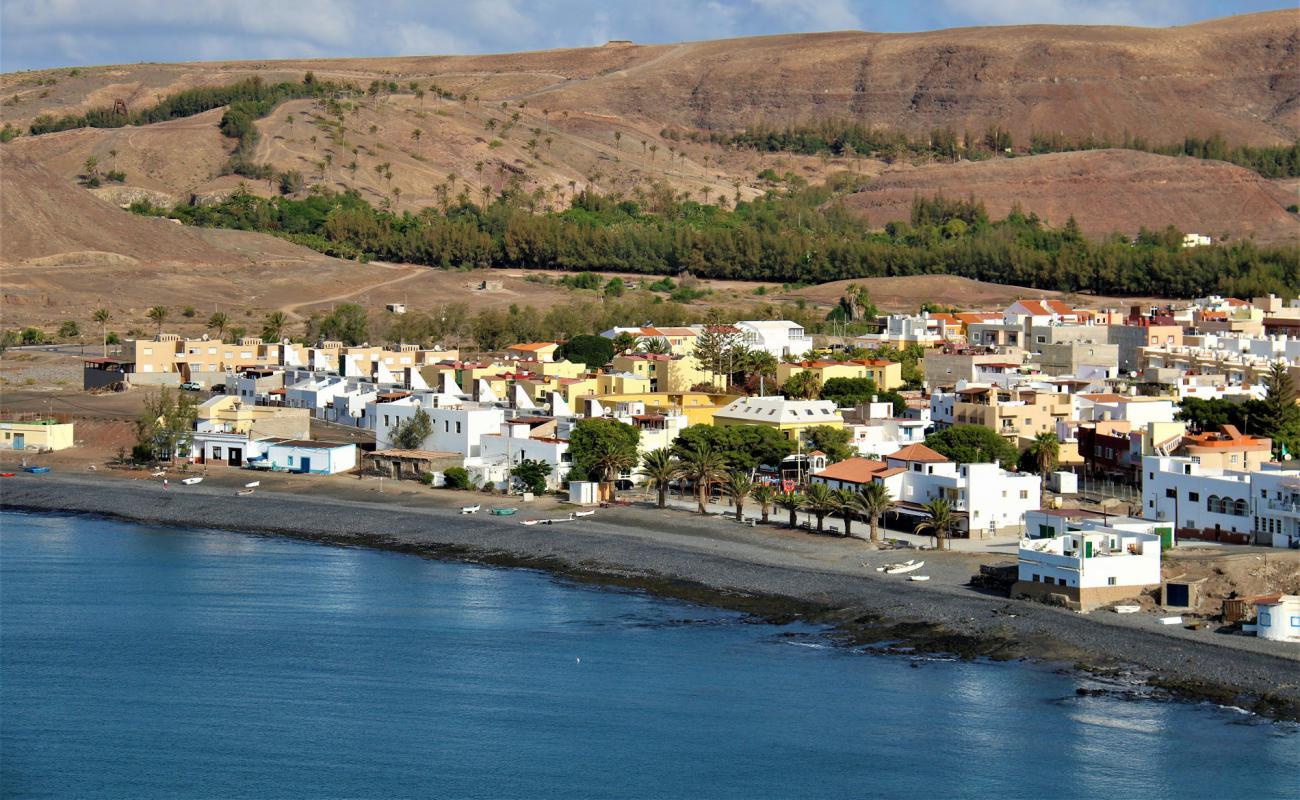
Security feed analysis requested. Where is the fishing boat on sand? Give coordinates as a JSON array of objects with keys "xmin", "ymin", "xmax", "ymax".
[
  {"xmin": 886, "ymin": 560, "xmax": 925, "ymax": 575},
  {"xmin": 181, "ymin": 477, "xmax": 203, "ymax": 486},
  {"xmin": 23, "ymin": 466, "xmax": 50, "ymax": 474},
  {"xmin": 460, "ymin": 504, "xmax": 481, "ymax": 515},
  {"xmin": 489, "ymin": 507, "xmax": 517, "ymax": 516}
]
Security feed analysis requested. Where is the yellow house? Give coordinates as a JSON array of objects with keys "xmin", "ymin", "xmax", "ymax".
[
  {"xmin": 594, "ymin": 392, "xmax": 739, "ymax": 427},
  {"xmin": 515, "ymin": 358, "xmax": 587, "ymax": 380},
  {"xmin": 506, "ymin": 342, "xmax": 560, "ymax": 362},
  {"xmin": 0, "ymin": 419, "xmax": 75, "ymax": 451},
  {"xmin": 712, "ymin": 396, "xmax": 844, "ymax": 441},
  {"xmin": 776, "ymin": 359, "xmax": 904, "ymax": 391},
  {"xmin": 641, "ymin": 327, "xmax": 700, "ymax": 356},
  {"xmin": 610, "ymin": 354, "xmax": 713, "ymax": 393},
  {"xmin": 594, "ymin": 372, "xmax": 652, "ymax": 396},
  {"xmin": 197, "ymin": 396, "xmax": 311, "ymax": 439}
]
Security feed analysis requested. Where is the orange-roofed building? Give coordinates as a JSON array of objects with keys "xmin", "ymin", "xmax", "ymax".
[
  {"xmin": 809, "ymin": 458, "xmax": 888, "ymax": 491},
  {"xmin": 1178, "ymin": 425, "xmax": 1273, "ymax": 471},
  {"xmin": 506, "ymin": 342, "xmax": 561, "ymax": 363}
]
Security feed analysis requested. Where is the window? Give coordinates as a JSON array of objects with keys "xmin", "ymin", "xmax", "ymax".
[
  {"xmin": 1107, "ymin": 577, "xmax": 1117, "ymax": 586},
  {"xmin": 1165, "ymin": 489, "xmax": 1176, "ymax": 499},
  {"xmin": 1188, "ymin": 492, "xmax": 1199, "ymax": 502},
  {"xmin": 212, "ymin": 447, "xmax": 222, "ymax": 459},
  {"xmin": 1230, "ymin": 454, "xmax": 1239, "ymax": 464},
  {"xmin": 1019, "ymin": 490, "xmax": 1028, "ymax": 500},
  {"xmin": 1290, "ymin": 617, "xmax": 1300, "ymax": 628},
  {"xmin": 456, "ymin": 422, "xmax": 462, "ymax": 434},
  {"xmin": 1258, "ymin": 611, "xmax": 1271, "ymax": 627},
  {"xmin": 1058, "ymin": 577, "xmax": 1068, "ymax": 586}
]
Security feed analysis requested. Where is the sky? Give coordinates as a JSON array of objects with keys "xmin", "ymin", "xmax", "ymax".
[{"xmin": 0, "ymin": 0, "xmax": 1289, "ymax": 72}]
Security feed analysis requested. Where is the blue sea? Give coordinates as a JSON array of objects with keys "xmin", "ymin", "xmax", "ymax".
[{"xmin": 1, "ymin": 512, "xmax": 1295, "ymax": 799}]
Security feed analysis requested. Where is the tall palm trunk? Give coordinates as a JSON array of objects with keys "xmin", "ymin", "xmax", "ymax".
[
  {"xmin": 869, "ymin": 514, "xmax": 880, "ymax": 543},
  {"xmin": 788, "ymin": 508, "xmax": 798, "ymax": 528},
  {"xmin": 697, "ymin": 484, "xmax": 708, "ymax": 514},
  {"xmin": 656, "ymin": 485, "xmax": 667, "ymax": 509},
  {"xmin": 815, "ymin": 513, "xmax": 825, "ymax": 533}
]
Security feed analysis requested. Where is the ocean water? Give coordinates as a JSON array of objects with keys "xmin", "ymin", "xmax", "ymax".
[{"xmin": 1, "ymin": 512, "xmax": 1294, "ymax": 799}]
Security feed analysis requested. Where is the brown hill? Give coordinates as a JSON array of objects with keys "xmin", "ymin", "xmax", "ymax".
[
  {"xmin": 0, "ymin": 11, "xmax": 1295, "ymax": 218},
  {"xmin": 839, "ymin": 149, "xmax": 1300, "ymax": 242}
]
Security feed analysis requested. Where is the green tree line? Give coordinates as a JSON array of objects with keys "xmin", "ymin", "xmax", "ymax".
[
  {"xmin": 131, "ymin": 175, "xmax": 1300, "ymax": 298},
  {"xmin": 691, "ymin": 119, "xmax": 1300, "ymax": 178}
]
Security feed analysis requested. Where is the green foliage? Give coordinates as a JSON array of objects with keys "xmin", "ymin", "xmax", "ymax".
[
  {"xmin": 672, "ymin": 425, "xmax": 794, "ymax": 471},
  {"xmin": 132, "ymin": 179, "xmax": 1300, "ymax": 298},
  {"xmin": 313, "ymin": 303, "xmax": 369, "ymax": 346},
  {"xmin": 0, "ymin": 330, "xmax": 18, "ymax": 355},
  {"xmin": 57, "ymin": 320, "xmax": 81, "ymax": 339},
  {"xmin": 818, "ymin": 377, "xmax": 906, "ymax": 414},
  {"xmin": 0, "ymin": 123, "xmax": 19, "ymax": 142},
  {"xmin": 443, "ymin": 466, "xmax": 472, "ymax": 490},
  {"xmin": 510, "ymin": 458, "xmax": 552, "ymax": 494},
  {"xmin": 135, "ymin": 388, "xmax": 198, "ymax": 462},
  {"xmin": 20, "ymin": 327, "xmax": 45, "ymax": 344},
  {"xmin": 1258, "ymin": 363, "xmax": 1300, "ymax": 457},
  {"xmin": 710, "ymin": 118, "xmax": 1300, "ymax": 179},
  {"xmin": 781, "ymin": 370, "xmax": 821, "ymax": 400},
  {"xmin": 804, "ymin": 425, "xmax": 854, "ymax": 463},
  {"xmin": 557, "ymin": 334, "xmax": 614, "ymax": 370},
  {"xmin": 568, "ymin": 418, "xmax": 640, "ymax": 480},
  {"xmin": 924, "ymin": 425, "xmax": 1019, "ymax": 470},
  {"xmin": 559, "ymin": 271, "xmax": 604, "ymax": 290},
  {"xmin": 391, "ymin": 408, "xmax": 433, "ymax": 450},
  {"xmin": 604, "ymin": 277, "xmax": 625, "ymax": 297}
]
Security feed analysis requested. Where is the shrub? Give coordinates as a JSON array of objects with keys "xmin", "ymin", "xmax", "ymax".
[{"xmin": 444, "ymin": 466, "xmax": 471, "ymax": 489}]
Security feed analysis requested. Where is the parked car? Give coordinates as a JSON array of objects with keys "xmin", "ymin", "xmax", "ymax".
[
  {"xmin": 209, "ymin": 384, "xmax": 227, "ymax": 394},
  {"xmin": 180, "ymin": 381, "xmax": 203, "ymax": 391}
]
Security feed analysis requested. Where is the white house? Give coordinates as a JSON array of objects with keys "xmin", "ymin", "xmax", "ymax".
[
  {"xmin": 259, "ymin": 440, "xmax": 357, "ymax": 474},
  {"xmin": 284, "ymin": 374, "xmax": 351, "ymax": 415},
  {"xmin": 1142, "ymin": 455, "xmax": 1257, "ymax": 543},
  {"xmin": 374, "ymin": 394, "xmax": 506, "ymax": 457},
  {"xmin": 1015, "ymin": 518, "xmax": 1163, "ymax": 611},
  {"xmin": 1246, "ymin": 468, "xmax": 1300, "ymax": 549},
  {"xmin": 735, "ymin": 320, "xmax": 813, "ymax": 359},
  {"xmin": 848, "ymin": 417, "xmax": 927, "ymax": 459},
  {"xmin": 189, "ymin": 431, "xmax": 276, "ymax": 467},
  {"xmin": 474, "ymin": 427, "xmax": 571, "ymax": 490},
  {"xmin": 854, "ymin": 313, "xmax": 949, "ymax": 348},
  {"xmin": 1251, "ymin": 594, "xmax": 1300, "ymax": 642},
  {"xmin": 875, "ymin": 444, "xmax": 1040, "ymax": 535}
]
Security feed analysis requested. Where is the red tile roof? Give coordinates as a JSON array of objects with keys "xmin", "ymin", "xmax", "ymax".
[
  {"xmin": 812, "ymin": 458, "xmax": 888, "ymax": 484},
  {"xmin": 887, "ymin": 444, "xmax": 950, "ymax": 463}
]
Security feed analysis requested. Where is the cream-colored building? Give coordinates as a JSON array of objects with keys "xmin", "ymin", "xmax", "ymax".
[
  {"xmin": 950, "ymin": 386, "xmax": 1072, "ymax": 443},
  {"xmin": 0, "ymin": 419, "xmax": 75, "ymax": 451},
  {"xmin": 776, "ymin": 359, "xmax": 904, "ymax": 391},
  {"xmin": 610, "ymin": 354, "xmax": 713, "ymax": 393}
]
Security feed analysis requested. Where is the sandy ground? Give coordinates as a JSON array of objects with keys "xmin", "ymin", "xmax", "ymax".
[{"xmin": 3, "ymin": 466, "xmax": 1297, "ymax": 719}]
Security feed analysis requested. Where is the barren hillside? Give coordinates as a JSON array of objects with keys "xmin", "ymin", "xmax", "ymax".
[
  {"xmin": 0, "ymin": 10, "xmax": 1294, "ymax": 219},
  {"xmin": 840, "ymin": 150, "xmax": 1300, "ymax": 242}
]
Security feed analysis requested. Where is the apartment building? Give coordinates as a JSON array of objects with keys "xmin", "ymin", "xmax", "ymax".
[
  {"xmin": 712, "ymin": 396, "xmax": 842, "ymax": 442},
  {"xmin": 874, "ymin": 445, "xmax": 1040, "ymax": 536},
  {"xmin": 735, "ymin": 320, "xmax": 813, "ymax": 359},
  {"xmin": 945, "ymin": 385, "xmax": 1071, "ymax": 442}
]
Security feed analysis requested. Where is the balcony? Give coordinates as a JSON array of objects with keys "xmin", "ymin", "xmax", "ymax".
[{"xmin": 1266, "ymin": 499, "xmax": 1300, "ymax": 515}]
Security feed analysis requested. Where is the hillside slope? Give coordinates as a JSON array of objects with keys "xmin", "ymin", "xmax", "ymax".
[{"xmin": 840, "ymin": 149, "xmax": 1300, "ymax": 242}]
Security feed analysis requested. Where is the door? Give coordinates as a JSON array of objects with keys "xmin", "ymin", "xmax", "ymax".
[
  {"xmin": 12, "ymin": 434, "xmax": 24, "ymax": 450},
  {"xmin": 228, "ymin": 448, "xmax": 242, "ymax": 467},
  {"xmin": 299, "ymin": 457, "xmax": 311, "ymax": 474}
]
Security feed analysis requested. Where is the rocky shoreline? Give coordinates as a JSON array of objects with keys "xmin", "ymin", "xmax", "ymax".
[{"xmin": 4, "ymin": 473, "xmax": 1298, "ymax": 721}]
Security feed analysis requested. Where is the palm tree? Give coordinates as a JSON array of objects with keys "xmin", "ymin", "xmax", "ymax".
[
  {"xmin": 91, "ymin": 307, "xmax": 111, "ymax": 356},
  {"xmin": 262, "ymin": 311, "xmax": 288, "ymax": 342},
  {"xmin": 853, "ymin": 482, "xmax": 894, "ymax": 544},
  {"xmin": 722, "ymin": 471, "xmax": 755, "ymax": 522},
  {"xmin": 751, "ymin": 485, "xmax": 777, "ymax": 524},
  {"xmin": 833, "ymin": 488, "xmax": 858, "ymax": 537},
  {"xmin": 677, "ymin": 443, "xmax": 728, "ymax": 514},
  {"xmin": 913, "ymin": 497, "xmax": 957, "ymax": 551},
  {"xmin": 775, "ymin": 490, "xmax": 804, "ymax": 528},
  {"xmin": 801, "ymin": 483, "xmax": 838, "ymax": 534},
  {"xmin": 207, "ymin": 311, "xmax": 229, "ymax": 342},
  {"xmin": 1029, "ymin": 431, "xmax": 1060, "ymax": 505},
  {"xmin": 592, "ymin": 443, "xmax": 637, "ymax": 502},
  {"xmin": 146, "ymin": 305, "xmax": 168, "ymax": 335},
  {"xmin": 637, "ymin": 448, "xmax": 680, "ymax": 509}
]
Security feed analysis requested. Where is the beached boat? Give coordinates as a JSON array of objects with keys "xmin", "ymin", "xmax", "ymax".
[
  {"xmin": 909, "ymin": 575, "xmax": 931, "ymax": 582},
  {"xmin": 236, "ymin": 489, "xmax": 255, "ymax": 496},
  {"xmin": 151, "ymin": 470, "xmax": 166, "ymax": 477},
  {"xmin": 180, "ymin": 477, "xmax": 203, "ymax": 486},
  {"xmin": 23, "ymin": 466, "xmax": 50, "ymax": 474},
  {"xmin": 489, "ymin": 507, "xmax": 517, "ymax": 516},
  {"xmin": 886, "ymin": 561, "xmax": 925, "ymax": 575},
  {"xmin": 1113, "ymin": 605, "xmax": 1141, "ymax": 614},
  {"xmin": 879, "ymin": 559, "xmax": 916, "ymax": 573},
  {"xmin": 460, "ymin": 504, "xmax": 481, "ymax": 515},
  {"xmin": 244, "ymin": 481, "xmax": 260, "ymax": 489},
  {"xmin": 520, "ymin": 519, "xmax": 540, "ymax": 526},
  {"xmin": 0, "ymin": 472, "xmax": 15, "ymax": 478},
  {"xmin": 573, "ymin": 510, "xmax": 595, "ymax": 517}
]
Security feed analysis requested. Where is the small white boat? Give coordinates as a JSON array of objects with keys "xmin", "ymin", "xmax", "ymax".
[
  {"xmin": 909, "ymin": 575, "xmax": 931, "ymax": 582},
  {"xmin": 886, "ymin": 561, "xmax": 925, "ymax": 575},
  {"xmin": 520, "ymin": 519, "xmax": 540, "ymax": 526},
  {"xmin": 573, "ymin": 510, "xmax": 595, "ymax": 517},
  {"xmin": 180, "ymin": 477, "xmax": 203, "ymax": 486},
  {"xmin": 1113, "ymin": 604, "xmax": 1141, "ymax": 614},
  {"xmin": 1158, "ymin": 616, "xmax": 1183, "ymax": 626},
  {"xmin": 151, "ymin": 471, "xmax": 166, "ymax": 477},
  {"xmin": 244, "ymin": 481, "xmax": 260, "ymax": 489},
  {"xmin": 236, "ymin": 489, "xmax": 255, "ymax": 496},
  {"xmin": 460, "ymin": 504, "xmax": 481, "ymax": 515}
]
